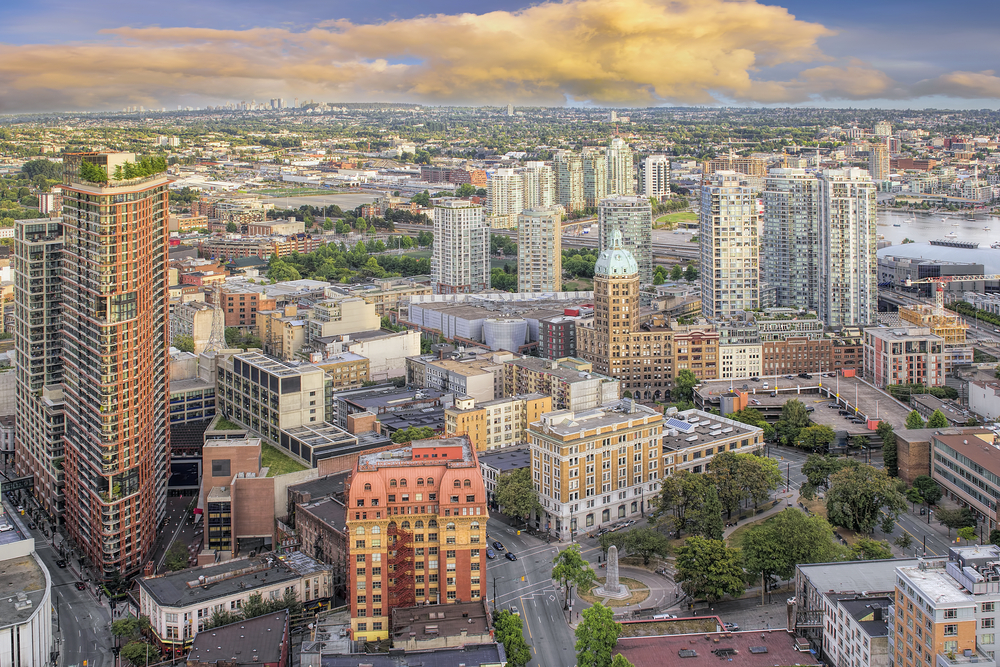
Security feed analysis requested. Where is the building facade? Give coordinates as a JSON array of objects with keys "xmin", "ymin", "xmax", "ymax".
[
  {"xmin": 347, "ymin": 437, "xmax": 488, "ymax": 642},
  {"xmin": 554, "ymin": 151, "xmax": 584, "ymax": 213},
  {"xmin": 819, "ymin": 168, "xmax": 877, "ymax": 327},
  {"xmin": 638, "ymin": 155, "xmax": 671, "ymax": 200},
  {"xmin": 606, "ymin": 137, "xmax": 635, "ymax": 196},
  {"xmin": 863, "ymin": 327, "xmax": 945, "ymax": 388},
  {"xmin": 517, "ymin": 207, "xmax": 562, "ymax": 293},
  {"xmin": 27, "ymin": 152, "xmax": 172, "ymax": 580},
  {"xmin": 444, "ymin": 393, "xmax": 552, "ymax": 452},
  {"xmin": 486, "ymin": 168, "xmax": 523, "ymax": 229},
  {"xmin": 528, "ymin": 400, "xmax": 662, "ymax": 539},
  {"xmin": 597, "ymin": 196, "xmax": 653, "ymax": 285},
  {"xmin": 431, "ymin": 198, "xmax": 489, "ymax": 294},
  {"xmin": 700, "ymin": 171, "xmax": 760, "ymax": 320},
  {"xmin": 762, "ymin": 169, "xmax": 820, "ymax": 311},
  {"xmin": 582, "ymin": 149, "xmax": 608, "ymax": 208}
]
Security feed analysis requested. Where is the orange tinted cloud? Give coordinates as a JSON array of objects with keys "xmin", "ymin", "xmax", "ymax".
[{"xmin": 0, "ymin": 0, "xmax": 991, "ymax": 111}]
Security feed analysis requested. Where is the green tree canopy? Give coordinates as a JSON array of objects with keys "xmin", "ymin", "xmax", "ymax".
[
  {"xmin": 878, "ymin": 421, "xmax": 897, "ymax": 477},
  {"xmin": 673, "ymin": 369, "xmax": 699, "ymax": 402},
  {"xmin": 775, "ymin": 399, "xmax": 811, "ymax": 446},
  {"xmin": 912, "ymin": 475, "xmax": 942, "ymax": 506},
  {"xmin": 936, "ymin": 507, "xmax": 976, "ymax": 538},
  {"xmin": 494, "ymin": 609, "xmax": 532, "ymax": 667},
  {"xmin": 801, "ymin": 455, "xmax": 858, "ymax": 498},
  {"xmin": 390, "ymin": 426, "xmax": 437, "ymax": 443},
  {"xmin": 21, "ymin": 158, "xmax": 61, "ymax": 180},
  {"xmin": 495, "ymin": 468, "xmax": 541, "ymax": 526},
  {"xmin": 598, "ymin": 527, "xmax": 673, "ymax": 565},
  {"xmin": 742, "ymin": 509, "xmax": 839, "ymax": 592},
  {"xmin": 575, "ymin": 603, "xmax": 622, "ymax": 667},
  {"xmin": 121, "ymin": 640, "xmax": 161, "ymax": 666},
  {"xmin": 827, "ymin": 464, "xmax": 907, "ymax": 534},
  {"xmin": 728, "ymin": 408, "xmax": 775, "ymax": 441},
  {"xmin": 925, "ymin": 409, "xmax": 950, "ymax": 428},
  {"xmin": 905, "ymin": 410, "xmax": 925, "ymax": 430},
  {"xmin": 797, "ymin": 424, "xmax": 837, "ymax": 451},
  {"xmin": 173, "ymin": 335, "xmax": 195, "ymax": 353},
  {"xmin": 675, "ymin": 537, "xmax": 745, "ymax": 602},
  {"xmin": 851, "ymin": 537, "xmax": 894, "ymax": 560},
  {"xmin": 552, "ymin": 544, "xmax": 597, "ymax": 608},
  {"xmin": 653, "ymin": 470, "xmax": 712, "ymax": 538},
  {"xmin": 164, "ymin": 540, "xmax": 188, "ymax": 571}
]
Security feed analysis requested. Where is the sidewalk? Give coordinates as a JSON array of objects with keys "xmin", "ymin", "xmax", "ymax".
[{"xmin": 722, "ymin": 491, "xmax": 799, "ymax": 539}]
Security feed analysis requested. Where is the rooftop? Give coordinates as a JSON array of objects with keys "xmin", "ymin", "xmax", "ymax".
[
  {"xmin": 898, "ymin": 562, "xmax": 972, "ymax": 606},
  {"xmin": 298, "ymin": 497, "xmax": 347, "ymax": 532},
  {"xmin": 615, "ymin": 629, "xmax": 820, "ymax": 667},
  {"xmin": 662, "ymin": 409, "xmax": 762, "ymax": 451},
  {"xmin": 932, "ymin": 432, "xmax": 1000, "ymax": 475},
  {"xmin": 390, "ymin": 600, "xmax": 490, "ymax": 641},
  {"xmin": 506, "ymin": 356, "xmax": 617, "ymax": 384},
  {"xmin": 230, "ymin": 350, "xmax": 323, "ymax": 378},
  {"xmin": 357, "ymin": 437, "xmax": 476, "ymax": 469},
  {"xmin": 836, "ymin": 596, "xmax": 892, "ymax": 638},
  {"xmin": 798, "ymin": 558, "xmax": 920, "ymax": 596},
  {"xmin": 533, "ymin": 400, "xmax": 662, "ymax": 439},
  {"xmin": 0, "ymin": 552, "xmax": 48, "ymax": 629},
  {"xmin": 478, "ymin": 446, "xmax": 531, "ymax": 472},
  {"xmin": 186, "ymin": 610, "xmax": 288, "ymax": 665},
  {"xmin": 288, "ymin": 471, "xmax": 351, "ymax": 502},
  {"xmin": 320, "ymin": 643, "xmax": 505, "ymax": 667}
]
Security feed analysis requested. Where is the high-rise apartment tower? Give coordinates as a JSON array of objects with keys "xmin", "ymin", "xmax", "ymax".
[
  {"xmin": 700, "ymin": 171, "xmax": 759, "ymax": 320},
  {"xmin": 431, "ymin": 198, "xmax": 489, "ymax": 294},
  {"xmin": 606, "ymin": 137, "xmax": 635, "ymax": 196},
  {"xmin": 762, "ymin": 168, "xmax": 820, "ymax": 311},
  {"xmin": 517, "ymin": 208, "xmax": 562, "ymax": 293},
  {"xmin": 638, "ymin": 155, "xmax": 671, "ymax": 201},
  {"xmin": 597, "ymin": 196, "xmax": 653, "ymax": 285},
  {"xmin": 582, "ymin": 149, "xmax": 608, "ymax": 208},
  {"xmin": 554, "ymin": 151, "xmax": 584, "ymax": 214}
]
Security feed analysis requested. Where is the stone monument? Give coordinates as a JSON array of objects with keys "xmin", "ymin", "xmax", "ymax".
[{"xmin": 594, "ymin": 545, "xmax": 629, "ymax": 599}]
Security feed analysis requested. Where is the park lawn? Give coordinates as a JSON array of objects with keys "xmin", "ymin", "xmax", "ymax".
[
  {"xmin": 562, "ymin": 278, "xmax": 594, "ymax": 291},
  {"xmin": 403, "ymin": 249, "xmax": 433, "ymax": 260},
  {"xmin": 726, "ymin": 515, "xmax": 772, "ymax": 549},
  {"xmin": 248, "ymin": 187, "xmax": 339, "ymax": 197},
  {"xmin": 262, "ymin": 443, "xmax": 308, "ymax": 477},
  {"xmin": 654, "ymin": 211, "xmax": 698, "ymax": 228}
]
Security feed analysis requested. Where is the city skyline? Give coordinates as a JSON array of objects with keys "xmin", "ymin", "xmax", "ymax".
[{"xmin": 3, "ymin": 0, "xmax": 1000, "ymax": 112}]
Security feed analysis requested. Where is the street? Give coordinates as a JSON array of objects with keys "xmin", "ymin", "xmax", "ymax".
[{"xmin": 486, "ymin": 517, "xmax": 576, "ymax": 667}]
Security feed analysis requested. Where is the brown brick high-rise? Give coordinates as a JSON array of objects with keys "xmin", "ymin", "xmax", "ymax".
[{"xmin": 37, "ymin": 153, "xmax": 170, "ymax": 580}]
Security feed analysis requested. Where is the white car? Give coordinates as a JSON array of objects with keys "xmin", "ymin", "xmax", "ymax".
[{"xmin": 0, "ymin": 525, "xmax": 12, "ymax": 533}]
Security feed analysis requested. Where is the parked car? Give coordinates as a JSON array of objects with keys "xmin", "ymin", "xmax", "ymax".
[
  {"xmin": 828, "ymin": 404, "xmax": 840, "ymax": 409},
  {"xmin": 749, "ymin": 399, "xmax": 761, "ymax": 405},
  {"xmin": 783, "ymin": 375, "xmax": 794, "ymax": 380},
  {"xmin": 0, "ymin": 525, "xmax": 11, "ymax": 533},
  {"xmin": 505, "ymin": 552, "xmax": 517, "ymax": 561},
  {"xmin": 724, "ymin": 622, "xmax": 740, "ymax": 631},
  {"xmin": 750, "ymin": 377, "xmax": 760, "ymax": 382},
  {"xmin": 798, "ymin": 373, "xmax": 811, "ymax": 379},
  {"xmin": 486, "ymin": 548, "xmax": 497, "ymax": 559},
  {"xmin": 839, "ymin": 410, "xmax": 850, "ymax": 416},
  {"xmin": 770, "ymin": 392, "xmax": 777, "ymax": 397}
]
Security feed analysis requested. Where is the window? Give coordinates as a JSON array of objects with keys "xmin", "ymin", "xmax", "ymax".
[
  {"xmin": 357, "ymin": 596, "xmax": 366, "ymax": 605},
  {"xmin": 390, "ymin": 479, "xmax": 397, "ymax": 487},
  {"xmin": 415, "ymin": 520, "xmax": 424, "ymax": 528},
  {"xmin": 356, "ymin": 527, "xmax": 365, "ymax": 535},
  {"xmin": 427, "ymin": 477, "xmax": 434, "ymax": 486},
  {"xmin": 446, "ymin": 550, "xmax": 456, "ymax": 558},
  {"xmin": 464, "ymin": 479, "xmax": 471, "ymax": 487},
  {"xmin": 446, "ymin": 522, "xmax": 456, "ymax": 531},
  {"xmin": 400, "ymin": 478, "xmax": 407, "ymax": 487},
  {"xmin": 986, "ymin": 603, "xmax": 997, "ymax": 613},
  {"xmin": 944, "ymin": 625, "xmax": 958, "ymax": 636},
  {"xmin": 364, "ymin": 483, "xmax": 371, "ymax": 491},
  {"xmin": 984, "ymin": 618, "xmax": 996, "ymax": 629},
  {"xmin": 356, "ymin": 540, "xmax": 365, "ymax": 548},
  {"xmin": 466, "ymin": 495, "xmax": 476, "ymax": 502},
  {"xmin": 945, "ymin": 609, "xmax": 958, "ymax": 619},
  {"xmin": 357, "ymin": 499, "xmax": 364, "ymax": 507},
  {"xmin": 371, "ymin": 526, "xmax": 380, "ymax": 534},
  {"xmin": 470, "ymin": 522, "xmax": 480, "ymax": 530},
  {"xmin": 417, "ymin": 478, "xmax": 424, "ymax": 486},
  {"xmin": 356, "ymin": 554, "xmax": 366, "ymax": 563},
  {"xmin": 357, "ymin": 623, "xmax": 367, "ymax": 631},
  {"xmin": 451, "ymin": 496, "xmax": 459, "ymax": 503},
  {"xmin": 211, "ymin": 459, "xmax": 231, "ymax": 477},
  {"xmin": 983, "ymin": 634, "xmax": 995, "ymax": 645}
]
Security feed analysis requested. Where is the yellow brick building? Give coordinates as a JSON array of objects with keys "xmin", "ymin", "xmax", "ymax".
[{"xmin": 444, "ymin": 393, "xmax": 552, "ymax": 451}]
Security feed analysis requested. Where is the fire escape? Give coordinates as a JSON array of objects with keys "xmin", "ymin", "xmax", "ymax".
[{"xmin": 387, "ymin": 522, "xmax": 415, "ymax": 610}]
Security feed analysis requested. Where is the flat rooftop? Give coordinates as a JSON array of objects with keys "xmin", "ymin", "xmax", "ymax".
[
  {"xmin": 478, "ymin": 447, "xmax": 531, "ymax": 472},
  {"xmin": 320, "ymin": 644, "xmax": 505, "ymax": 667},
  {"xmin": 662, "ymin": 409, "xmax": 761, "ymax": 451},
  {"xmin": 615, "ymin": 629, "xmax": 819, "ymax": 667},
  {"xmin": 534, "ymin": 400, "xmax": 661, "ymax": 438},
  {"xmin": 298, "ymin": 497, "xmax": 347, "ymax": 530},
  {"xmin": 898, "ymin": 563, "xmax": 971, "ymax": 605},
  {"xmin": 0, "ymin": 552, "xmax": 47, "ymax": 629},
  {"xmin": 187, "ymin": 610, "xmax": 288, "ymax": 665},
  {"xmin": 357, "ymin": 437, "xmax": 475, "ymax": 469},
  {"xmin": 835, "ymin": 596, "xmax": 892, "ymax": 638},
  {"xmin": 506, "ymin": 356, "xmax": 616, "ymax": 384},
  {"xmin": 798, "ymin": 558, "xmax": 919, "ymax": 595},
  {"xmin": 232, "ymin": 350, "xmax": 322, "ymax": 378},
  {"xmin": 340, "ymin": 387, "xmax": 445, "ymax": 411},
  {"xmin": 390, "ymin": 600, "xmax": 490, "ymax": 641}
]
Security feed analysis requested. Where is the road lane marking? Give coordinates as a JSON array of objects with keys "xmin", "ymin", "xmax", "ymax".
[{"xmin": 519, "ymin": 596, "xmax": 538, "ymax": 656}]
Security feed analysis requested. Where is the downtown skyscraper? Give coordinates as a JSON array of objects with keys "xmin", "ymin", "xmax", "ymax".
[
  {"xmin": 597, "ymin": 195, "xmax": 653, "ymax": 285},
  {"xmin": 606, "ymin": 137, "xmax": 635, "ymax": 196},
  {"xmin": 638, "ymin": 154, "xmax": 671, "ymax": 200},
  {"xmin": 582, "ymin": 148, "xmax": 608, "ymax": 208},
  {"xmin": 700, "ymin": 171, "xmax": 759, "ymax": 320},
  {"xmin": 554, "ymin": 150, "xmax": 584, "ymax": 213},
  {"xmin": 517, "ymin": 207, "xmax": 562, "ymax": 293},
  {"xmin": 762, "ymin": 168, "xmax": 820, "ymax": 311},
  {"xmin": 16, "ymin": 152, "xmax": 171, "ymax": 580}
]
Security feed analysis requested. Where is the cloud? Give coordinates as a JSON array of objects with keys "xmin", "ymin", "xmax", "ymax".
[{"xmin": 0, "ymin": 0, "xmax": 996, "ymax": 111}]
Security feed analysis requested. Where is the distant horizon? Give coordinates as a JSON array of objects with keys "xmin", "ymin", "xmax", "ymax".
[{"xmin": 3, "ymin": 0, "xmax": 1000, "ymax": 113}]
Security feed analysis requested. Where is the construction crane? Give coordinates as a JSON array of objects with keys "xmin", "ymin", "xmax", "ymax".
[{"xmin": 903, "ymin": 274, "xmax": 1000, "ymax": 313}]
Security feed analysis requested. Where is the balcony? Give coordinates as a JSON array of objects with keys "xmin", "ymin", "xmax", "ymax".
[{"xmin": 937, "ymin": 648, "xmax": 996, "ymax": 667}]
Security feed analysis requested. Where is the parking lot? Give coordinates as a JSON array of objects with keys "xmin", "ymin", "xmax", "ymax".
[{"xmin": 698, "ymin": 372, "xmax": 914, "ymax": 431}]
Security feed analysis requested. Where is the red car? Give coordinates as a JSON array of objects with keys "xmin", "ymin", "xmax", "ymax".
[{"xmin": 74, "ymin": 582, "xmax": 87, "ymax": 591}]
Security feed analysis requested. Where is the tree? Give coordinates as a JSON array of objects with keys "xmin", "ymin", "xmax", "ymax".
[
  {"xmin": 495, "ymin": 468, "xmax": 541, "ymax": 526},
  {"xmin": 906, "ymin": 410, "xmax": 925, "ymax": 430},
  {"xmin": 673, "ymin": 369, "xmax": 699, "ymax": 402},
  {"xmin": 165, "ymin": 540, "xmax": 188, "ymax": 571},
  {"xmin": 958, "ymin": 526, "xmax": 977, "ymax": 544},
  {"xmin": 226, "ymin": 221, "xmax": 238, "ymax": 233},
  {"xmin": 905, "ymin": 487, "xmax": 924, "ymax": 512},
  {"xmin": 826, "ymin": 465, "xmax": 907, "ymax": 535},
  {"xmin": 936, "ymin": 508, "xmax": 976, "ymax": 538},
  {"xmin": 621, "ymin": 527, "xmax": 672, "ymax": 565},
  {"xmin": 411, "ymin": 190, "xmax": 431, "ymax": 207},
  {"xmin": 494, "ymin": 609, "xmax": 532, "ymax": 667},
  {"xmin": 21, "ymin": 159, "xmax": 62, "ymax": 180},
  {"xmin": 552, "ymin": 544, "xmax": 597, "ymax": 609},
  {"xmin": 728, "ymin": 408, "xmax": 775, "ymax": 441},
  {"xmin": 268, "ymin": 259, "xmax": 301, "ymax": 282},
  {"xmin": 683, "ymin": 264, "xmax": 698, "ymax": 282},
  {"xmin": 926, "ymin": 409, "xmax": 950, "ymax": 428},
  {"xmin": 653, "ymin": 470, "xmax": 711, "ymax": 537},
  {"xmin": 670, "ymin": 265, "xmax": 683, "ymax": 281},
  {"xmin": 851, "ymin": 537, "xmax": 894, "ymax": 560},
  {"xmin": 575, "ymin": 603, "xmax": 622, "ymax": 667},
  {"xmin": 611, "ymin": 655, "xmax": 636, "ymax": 667},
  {"xmin": 797, "ymin": 424, "xmax": 836, "ymax": 451},
  {"xmin": 742, "ymin": 510, "xmax": 838, "ymax": 593},
  {"xmin": 390, "ymin": 426, "xmax": 437, "ymax": 443},
  {"xmin": 674, "ymin": 537, "xmax": 745, "ymax": 602},
  {"xmin": 204, "ymin": 608, "xmax": 241, "ymax": 630},
  {"xmin": 775, "ymin": 400, "xmax": 811, "ymax": 446},
  {"xmin": 989, "ymin": 529, "xmax": 1000, "ymax": 546},
  {"xmin": 173, "ymin": 334, "xmax": 195, "ymax": 353},
  {"xmin": 456, "ymin": 183, "xmax": 477, "ymax": 197},
  {"xmin": 121, "ymin": 640, "xmax": 160, "ymax": 666},
  {"xmin": 895, "ymin": 532, "xmax": 913, "ymax": 551},
  {"xmin": 912, "ymin": 475, "xmax": 942, "ymax": 506},
  {"xmin": 801, "ymin": 455, "xmax": 857, "ymax": 496},
  {"xmin": 111, "ymin": 617, "xmax": 140, "ymax": 639},
  {"xmin": 879, "ymin": 421, "xmax": 897, "ymax": 477}
]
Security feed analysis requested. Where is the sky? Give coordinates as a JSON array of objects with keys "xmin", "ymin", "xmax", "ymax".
[{"xmin": 1, "ymin": 0, "xmax": 999, "ymax": 113}]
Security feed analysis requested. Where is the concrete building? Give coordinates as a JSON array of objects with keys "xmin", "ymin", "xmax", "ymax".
[
  {"xmin": 257, "ymin": 305, "xmax": 307, "ymax": 360},
  {"xmin": 186, "ymin": 611, "xmax": 290, "ymax": 667},
  {"xmin": 863, "ymin": 327, "xmax": 945, "ymax": 388},
  {"xmin": 306, "ymin": 297, "xmax": 380, "ymax": 343},
  {"xmin": 528, "ymin": 399, "xmax": 662, "ymax": 539},
  {"xmin": 970, "ymin": 380, "xmax": 1000, "ymax": 422},
  {"xmin": 18, "ymin": 153, "xmax": 172, "ymax": 580},
  {"xmin": 347, "ymin": 437, "xmax": 488, "ymax": 642},
  {"xmin": 425, "ymin": 359, "xmax": 500, "ymax": 403},
  {"xmin": 445, "ymin": 393, "xmax": 552, "ymax": 452},
  {"xmin": 390, "ymin": 600, "xmax": 494, "ymax": 652},
  {"xmin": 538, "ymin": 314, "xmax": 581, "ymax": 360},
  {"xmin": 762, "ymin": 168, "xmax": 820, "ymax": 311},
  {"xmin": 606, "ymin": 137, "xmax": 635, "ymax": 196},
  {"xmin": 638, "ymin": 154, "xmax": 671, "ymax": 200},
  {"xmin": 137, "ymin": 551, "xmax": 330, "ymax": 655},
  {"xmin": 899, "ymin": 305, "xmax": 972, "ymax": 374},
  {"xmin": 478, "ymin": 446, "xmax": 531, "ymax": 500},
  {"xmin": 554, "ymin": 151, "xmax": 585, "ymax": 213},
  {"xmin": 486, "ymin": 168, "xmax": 523, "ymax": 229},
  {"xmin": 700, "ymin": 171, "xmax": 760, "ymax": 319},
  {"xmin": 431, "ymin": 198, "xmax": 489, "ymax": 294},
  {"xmin": 13, "ymin": 219, "xmax": 66, "ymax": 519},
  {"xmin": 661, "ymin": 409, "xmax": 764, "ymax": 475},
  {"xmin": 171, "ymin": 301, "xmax": 215, "ymax": 354},
  {"xmin": 931, "ymin": 431, "xmax": 1000, "ymax": 532},
  {"xmin": 718, "ymin": 322, "xmax": 762, "ymax": 380},
  {"xmin": 869, "ymin": 140, "xmax": 890, "ymax": 182},
  {"xmin": 891, "ymin": 549, "xmax": 1000, "ymax": 667},
  {"xmin": 346, "ymin": 278, "xmax": 432, "ymax": 318},
  {"xmin": 0, "ymin": 539, "xmax": 54, "ymax": 667},
  {"xmin": 822, "ymin": 595, "xmax": 891, "ymax": 667},
  {"xmin": 582, "ymin": 149, "xmax": 608, "ymax": 208},
  {"xmin": 344, "ymin": 329, "xmax": 421, "ymax": 381},
  {"xmin": 517, "ymin": 207, "xmax": 562, "ymax": 293},
  {"xmin": 597, "ymin": 196, "xmax": 653, "ymax": 285},
  {"xmin": 520, "ymin": 161, "xmax": 555, "ymax": 210},
  {"xmin": 503, "ymin": 356, "xmax": 620, "ymax": 411},
  {"xmin": 314, "ymin": 351, "xmax": 370, "ymax": 391},
  {"xmin": 576, "ymin": 231, "xmax": 679, "ymax": 399},
  {"xmin": 819, "ymin": 168, "xmax": 877, "ymax": 327}
]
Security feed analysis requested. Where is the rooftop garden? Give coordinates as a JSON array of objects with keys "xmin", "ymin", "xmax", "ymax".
[
  {"xmin": 262, "ymin": 443, "xmax": 307, "ymax": 477},
  {"xmin": 213, "ymin": 416, "xmax": 244, "ymax": 431},
  {"xmin": 77, "ymin": 156, "xmax": 168, "ymax": 184}
]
